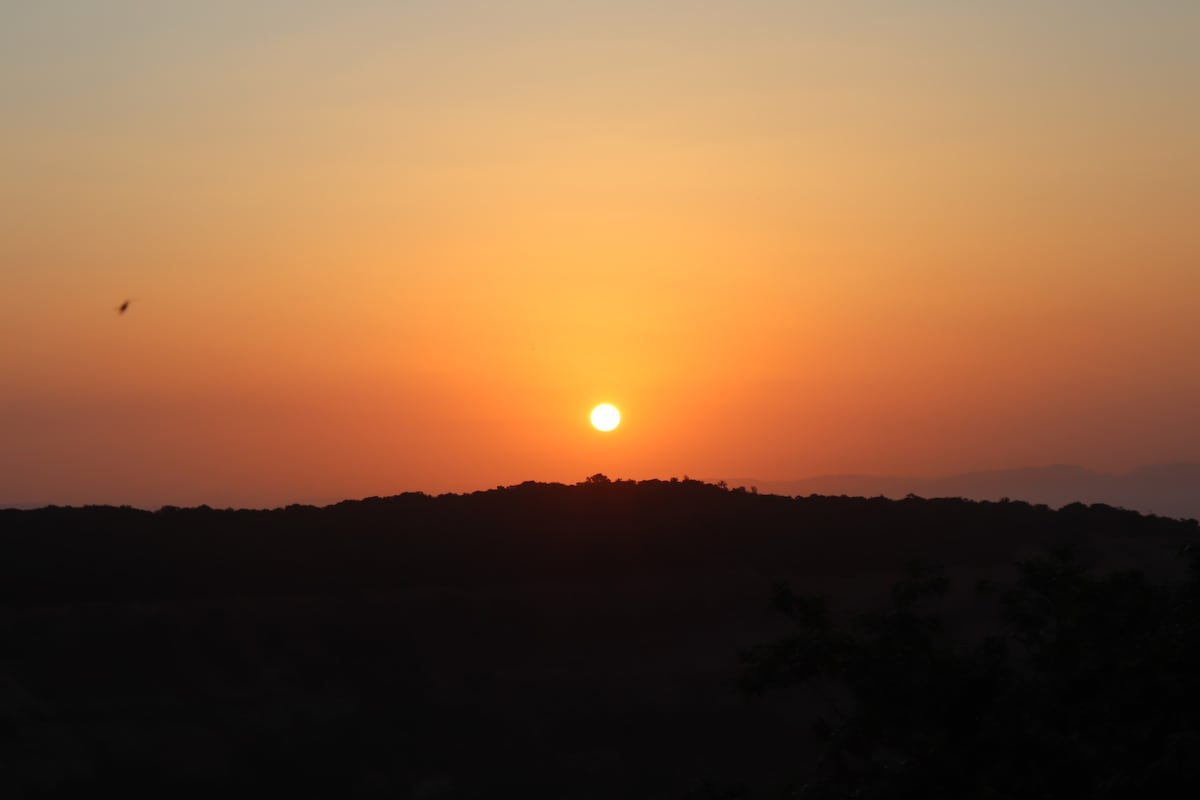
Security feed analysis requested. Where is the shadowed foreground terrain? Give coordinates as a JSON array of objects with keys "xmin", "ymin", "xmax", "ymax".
[{"xmin": 2, "ymin": 478, "xmax": 1198, "ymax": 798}]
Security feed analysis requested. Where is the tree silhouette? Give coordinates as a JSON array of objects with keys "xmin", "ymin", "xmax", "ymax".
[{"xmin": 741, "ymin": 549, "xmax": 1200, "ymax": 797}]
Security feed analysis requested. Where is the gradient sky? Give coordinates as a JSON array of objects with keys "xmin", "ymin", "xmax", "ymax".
[{"xmin": 3, "ymin": 1, "xmax": 1198, "ymax": 508}]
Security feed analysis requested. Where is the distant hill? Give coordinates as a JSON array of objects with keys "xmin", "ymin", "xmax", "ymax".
[
  {"xmin": 733, "ymin": 463, "xmax": 1200, "ymax": 521},
  {"xmin": 2, "ymin": 479, "xmax": 1197, "ymax": 797}
]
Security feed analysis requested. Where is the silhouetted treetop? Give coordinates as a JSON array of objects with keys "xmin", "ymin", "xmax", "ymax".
[{"xmin": 742, "ymin": 547, "xmax": 1200, "ymax": 797}]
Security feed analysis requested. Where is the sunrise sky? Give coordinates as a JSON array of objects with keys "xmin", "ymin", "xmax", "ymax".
[{"xmin": 3, "ymin": 1, "xmax": 1198, "ymax": 508}]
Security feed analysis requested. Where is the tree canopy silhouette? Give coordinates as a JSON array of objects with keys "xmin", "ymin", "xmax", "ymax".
[{"xmin": 741, "ymin": 548, "xmax": 1200, "ymax": 797}]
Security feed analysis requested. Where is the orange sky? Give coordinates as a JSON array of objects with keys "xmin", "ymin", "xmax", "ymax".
[{"xmin": 3, "ymin": 2, "xmax": 1198, "ymax": 508}]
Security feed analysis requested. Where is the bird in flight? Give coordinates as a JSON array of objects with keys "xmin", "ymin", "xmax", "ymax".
[{"xmin": 116, "ymin": 299, "xmax": 133, "ymax": 314}]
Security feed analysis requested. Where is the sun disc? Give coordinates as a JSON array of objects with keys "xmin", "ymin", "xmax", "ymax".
[{"xmin": 590, "ymin": 404, "xmax": 621, "ymax": 432}]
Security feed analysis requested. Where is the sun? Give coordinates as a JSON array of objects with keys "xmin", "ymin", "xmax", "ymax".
[{"xmin": 590, "ymin": 403, "xmax": 621, "ymax": 432}]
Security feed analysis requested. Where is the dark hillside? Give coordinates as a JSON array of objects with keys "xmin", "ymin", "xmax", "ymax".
[{"xmin": 1, "ymin": 479, "xmax": 1196, "ymax": 797}]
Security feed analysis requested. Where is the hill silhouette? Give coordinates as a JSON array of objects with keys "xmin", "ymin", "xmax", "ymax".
[
  {"xmin": 735, "ymin": 463, "xmax": 1200, "ymax": 521},
  {"xmin": 2, "ymin": 478, "xmax": 1197, "ymax": 797}
]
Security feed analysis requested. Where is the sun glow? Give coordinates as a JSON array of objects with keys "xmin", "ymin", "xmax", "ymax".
[{"xmin": 590, "ymin": 404, "xmax": 621, "ymax": 432}]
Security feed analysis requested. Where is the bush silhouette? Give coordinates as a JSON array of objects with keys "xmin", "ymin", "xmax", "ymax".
[{"xmin": 741, "ymin": 549, "xmax": 1200, "ymax": 797}]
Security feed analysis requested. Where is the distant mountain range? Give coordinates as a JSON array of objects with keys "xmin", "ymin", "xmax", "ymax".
[{"xmin": 732, "ymin": 463, "xmax": 1200, "ymax": 521}]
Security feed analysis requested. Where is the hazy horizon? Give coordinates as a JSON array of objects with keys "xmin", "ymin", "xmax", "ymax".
[
  {"xmin": 6, "ymin": 461, "xmax": 1199, "ymax": 514},
  {"xmin": 4, "ymin": 2, "xmax": 1197, "ymax": 509}
]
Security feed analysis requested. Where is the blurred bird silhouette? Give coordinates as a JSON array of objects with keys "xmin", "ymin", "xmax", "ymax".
[{"xmin": 116, "ymin": 299, "xmax": 133, "ymax": 314}]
